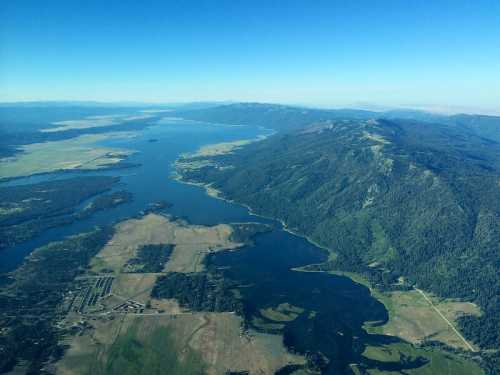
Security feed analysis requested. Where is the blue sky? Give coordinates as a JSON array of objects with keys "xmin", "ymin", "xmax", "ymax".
[{"xmin": 1, "ymin": 0, "xmax": 499, "ymax": 113}]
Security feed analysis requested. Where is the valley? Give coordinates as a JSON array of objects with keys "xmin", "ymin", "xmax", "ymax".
[{"xmin": 0, "ymin": 104, "xmax": 498, "ymax": 374}]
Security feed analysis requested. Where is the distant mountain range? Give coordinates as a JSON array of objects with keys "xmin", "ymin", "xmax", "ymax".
[
  {"xmin": 0, "ymin": 100, "xmax": 231, "ymax": 110},
  {"xmin": 177, "ymin": 102, "xmax": 500, "ymax": 142}
]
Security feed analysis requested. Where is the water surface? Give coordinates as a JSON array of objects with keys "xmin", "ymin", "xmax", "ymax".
[{"xmin": 0, "ymin": 119, "xmax": 270, "ymax": 271}]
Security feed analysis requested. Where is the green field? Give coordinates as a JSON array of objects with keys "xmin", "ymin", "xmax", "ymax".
[
  {"xmin": 0, "ymin": 132, "xmax": 135, "ymax": 179},
  {"xmin": 362, "ymin": 343, "xmax": 483, "ymax": 375},
  {"xmin": 79, "ymin": 322, "xmax": 205, "ymax": 375}
]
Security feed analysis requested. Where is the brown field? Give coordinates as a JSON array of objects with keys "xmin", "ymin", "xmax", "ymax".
[
  {"xmin": 165, "ymin": 220, "xmax": 241, "ymax": 273},
  {"xmin": 184, "ymin": 139, "xmax": 255, "ymax": 158},
  {"xmin": 110, "ymin": 273, "xmax": 157, "ymax": 304},
  {"xmin": 365, "ymin": 289, "xmax": 480, "ymax": 351},
  {"xmin": 91, "ymin": 213, "xmax": 241, "ymax": 274},
  {"xmin": 189, "ymin": 312, "xmax": 305, "ymax": 374}
]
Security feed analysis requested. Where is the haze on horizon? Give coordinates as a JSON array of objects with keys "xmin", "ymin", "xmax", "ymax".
[{"xmin": 1, "ymin": 0, "xmax": 499, "ymax": 115}]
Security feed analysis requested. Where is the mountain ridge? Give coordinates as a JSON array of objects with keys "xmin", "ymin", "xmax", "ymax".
[{"xmin": 175, "ymin": 109, "xmax": 500, "ymax": 372}]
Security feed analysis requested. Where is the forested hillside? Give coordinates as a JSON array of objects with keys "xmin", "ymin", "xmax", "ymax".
[{"xmin": 177, "ymin": 116, "xmax": 500, "ymax": 355}]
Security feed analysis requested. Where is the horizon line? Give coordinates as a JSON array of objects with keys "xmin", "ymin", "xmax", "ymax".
[{"xmin": 0, "ymin": 99, "xmax": 499, "ymax": 117}]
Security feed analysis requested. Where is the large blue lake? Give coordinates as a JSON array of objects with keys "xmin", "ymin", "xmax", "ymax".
[{"xmin": 0, "ymin": 118, "xmax": 272, "ymax": 271}]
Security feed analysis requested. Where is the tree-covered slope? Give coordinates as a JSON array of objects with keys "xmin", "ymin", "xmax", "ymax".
[
  {"xmin": 178, "ymin": 117, "xmax": 500, "ymax": 351},
  {"xmin": 449, "ymin": 114, "xmax": 500, "ymax": 143}
]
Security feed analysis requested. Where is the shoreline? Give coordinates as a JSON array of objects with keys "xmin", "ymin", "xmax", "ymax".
[
  {"xmin": 172, "ymin": 172, "xmax": 333, "ymax": 252},
  {"xmin": 0, "ymin": 160, "xmax": 141, "ymax": 185},
  {"xmin": 169, "ymin": 126, "xmax": 484, "ymax": 357}
]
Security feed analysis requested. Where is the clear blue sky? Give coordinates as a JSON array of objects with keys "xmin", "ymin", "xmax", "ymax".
[{"xmin": 1, "ymin": 0, "xmax": 499, "ymax": 113}]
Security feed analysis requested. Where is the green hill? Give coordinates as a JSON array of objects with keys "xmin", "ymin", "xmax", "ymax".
[{"xmin": 177, "ymin": 113, "xmax": 500, "ymax": 367}]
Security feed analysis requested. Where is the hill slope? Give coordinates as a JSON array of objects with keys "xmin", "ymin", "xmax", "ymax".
[{"xmin": 177, "ymin": 117, "xmax": 500, "ymax": 357}]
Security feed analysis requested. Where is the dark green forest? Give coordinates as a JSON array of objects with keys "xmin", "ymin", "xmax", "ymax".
[
  {"xmin": 75, "ymin": 190, "xmax": 132, "ymax": 220},
  {"xmin": 0, "ymin": 177, "xmax": 127, "ymax": 250},
  {"xmin": 126, "ymin": 244, "xmax": 173, "ymax": 273},
  {"xmin": 152, "ymin": 272, "xmax": 242, "ymax": 313},
  {"xmin": 0, "ymin": 227, "xmax": 114, "ymax": 373},
  {"xmin": 176, "ymin": 110, "xmax": 500, "ymax": 365}
]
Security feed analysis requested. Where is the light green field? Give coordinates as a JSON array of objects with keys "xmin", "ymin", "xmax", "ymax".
[
  {"xmin": 59, "ymin": 318, "xmax": 205, "ymax": 375},
  {"xmin": 58, "ymin": 312, "xmax": 305, "ymax": 375},
  {"xmin": 174, "ymin": 139, "xmax": 256, "ymax": 175},
  {"xmin": 366, "ymin": 289, "xmax": 480, "ymax": 351},
  {"xmin": 362, "ymin": 342, "xmax": 483, "ymax": 375},
  {"xmin": 188, "ymin": 139, "xmax": 254, "ymax": 157},
  {"xmin": 260, "ymin": 303, "xmax": 304, "ymax": 322},
  {"xmin": 0, "ymin": 132, "xmax": 136, "ymax": 179},
  {"xmin": 251, "ymin": 316, "xmax": 285, "ymax": 331},
  {"xmin": 41, "ymin": 114, "xmax": 152, "ymax": 132},
  {"xmin": 100, "ymin": 323, "xmax": 204, "ymax": 375},
  {"xmin": 179, "ymin": 135, "xmax": 270, "ymax": 161}
]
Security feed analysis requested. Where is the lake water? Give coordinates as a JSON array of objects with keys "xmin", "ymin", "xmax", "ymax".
[
  {"xmin": 0, "ymin": 117, "xmax": 425, "ymax": 373},
  {"xmin": 0, "ymin": 118, "xmax": 272, "ymax": 271}
]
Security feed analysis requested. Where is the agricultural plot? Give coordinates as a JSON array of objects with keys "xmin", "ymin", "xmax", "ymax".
[
  {"xmin": 365, "ymin": 289, "xmax": 481, "ymax": 351},
  {"xmin": 91, "ymin": 213, "xmax": 242, "ymax": 274},
  {"xmin": 360, "ymin": 342, "xmax": 483, "ymax": 375},
  {"xmin": 0, "ymin": 132, "xmax": 136, "ymax": 179},
  {"xmin": 57, "ymin": 212, "xmax": 300, "ymax": 374}
]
